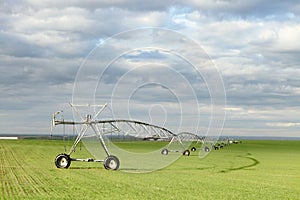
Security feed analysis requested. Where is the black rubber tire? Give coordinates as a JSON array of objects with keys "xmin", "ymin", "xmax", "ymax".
[
  {"xmin": 161, "ymin": 149, "xmax": 169, "ymax": 155},
  {"xmin": 183, "ymin": 150, "xmax": 190, "ymax": 156},
  {"xmin": 204, "ymin": 147, "xmax": 210, "ymax": 152},
  {"xmin": 55, "ymin": 154, "xmax": 71, "ymax": 169},
  {"xmin": 103, "ymin": 155, "xmax": 120, "ymax": 170},
  {"xmin": 191, "ymin": 147, "xmax": 196, "ymax": 152}
]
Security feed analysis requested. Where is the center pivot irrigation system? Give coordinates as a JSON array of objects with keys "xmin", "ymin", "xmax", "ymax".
[
  {"xmin": 161, "ymin": 132, "xmax": 209, "ymax": 156},
  {"xmin": 52, "ymin": 103, "xmax": 209, "ymax": 170}
]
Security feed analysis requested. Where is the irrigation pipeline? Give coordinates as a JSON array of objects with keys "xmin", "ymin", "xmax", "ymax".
[{"xmin": 55, "ymin": 119, "xmax": 176, "ymax": 136}]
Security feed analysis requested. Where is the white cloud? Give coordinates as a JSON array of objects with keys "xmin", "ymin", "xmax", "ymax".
[
  {"xmin": 276, "ymin": 24, "xmax": 300, "ymax": 52},
  {"xmin": 224, "ymin": 107, "xmax": 243, "ymax": 111},
  {"xmin": 266, "ymin": 122, "xmax": 300, "ymax": 127}
]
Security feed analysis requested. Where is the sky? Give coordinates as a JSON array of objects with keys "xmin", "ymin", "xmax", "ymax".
[{"xmin": 1, "ymin": 0, "xmax": 300, "ymax": 137}]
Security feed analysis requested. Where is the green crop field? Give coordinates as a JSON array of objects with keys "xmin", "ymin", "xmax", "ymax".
[{"xmin": 1, "ymin": 139, "xmax": 300, "ymax": 200}]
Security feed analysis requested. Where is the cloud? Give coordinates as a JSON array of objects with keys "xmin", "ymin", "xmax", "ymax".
[
  {"xmin": 266, "ymin": 122, "xmax": 300, "ymax": 127},
  {"xmin": 276, "ymin": 24, "xmax": 300, "ymax": 52},
  {"xmin": 23, "ymin": 0, "xmax": 299, "ymax": 19},
  {"xmin": 0, "ymin": 1, "xmax": 299, "ymax": 136},
  {"xmin": 25, "ymin": 0, "xmax": 175, "ymax": 11}
]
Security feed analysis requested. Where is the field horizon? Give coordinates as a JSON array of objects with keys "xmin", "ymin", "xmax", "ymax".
[{"xmin": 1, "ymin": 133, "xmax": 300, "ymax": 141}]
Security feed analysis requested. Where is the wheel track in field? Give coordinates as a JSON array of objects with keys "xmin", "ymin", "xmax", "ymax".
[{"xmin": 219, "ymin": 154, "xmax": 260, "ymax": 173}]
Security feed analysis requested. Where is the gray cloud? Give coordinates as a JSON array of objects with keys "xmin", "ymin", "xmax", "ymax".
[{"xmin": 21, "ymin": 0, "xmax": 300, "ymax": 18}]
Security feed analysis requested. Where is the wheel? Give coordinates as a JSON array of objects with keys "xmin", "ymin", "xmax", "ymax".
[
  {"xmin": 183, "ymin": 150, "xmax": 190, "ymax": 156},
  {"xmin": 103, "ymin": 155, "xmax": 120, "ymax": 170},
  {"xmin": 204, "ymin": 147, "xmax": 210, "ymax": 152},
  {"xmin": 161, "ymin": 149, "xmax": 169, "ymax": 155},
  {"xmin": 55, "ymin": 154, "xmax": 71, "ymax": 169},
  {"xmin": 191, "ymin": 147, "xmax": 196, "ymax": 152}
]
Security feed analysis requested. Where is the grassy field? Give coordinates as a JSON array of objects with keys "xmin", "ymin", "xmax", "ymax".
[{"xmin": 0, "ymin": 139, "xmax": 300, "ymax": 199}]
